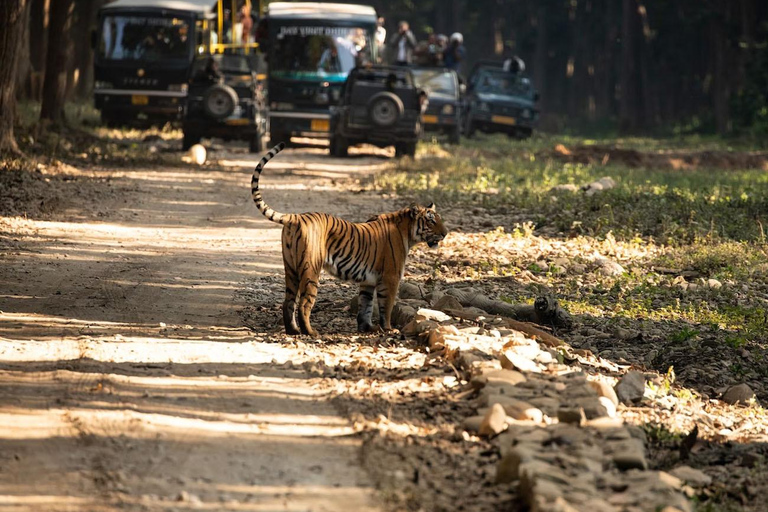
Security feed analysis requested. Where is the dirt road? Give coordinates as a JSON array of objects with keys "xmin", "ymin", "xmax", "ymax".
[{"xmin": 0, "ymin": 146, "xmax": 395, "ymax": 511}]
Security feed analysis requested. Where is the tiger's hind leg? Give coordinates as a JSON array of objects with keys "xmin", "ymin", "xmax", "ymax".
[
  {"xmin": 357, "ymin": 285, "xmax": 378, "ymax": 332},
  {"xmin": 282, "ymin": 251, "xmax": 301, "ymax": 335},
  {"xmin": 297, "ymin": 266, "xmax": 321, "ymax": 337},
  {"xmin": 376, "ymin": 277, "xmax": 401, "ymax": 331}
]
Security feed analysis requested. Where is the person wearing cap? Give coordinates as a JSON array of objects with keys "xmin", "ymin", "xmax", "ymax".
[{"xmin": 443, "ymin": 32, "xmax": 466, "ymax": 73}]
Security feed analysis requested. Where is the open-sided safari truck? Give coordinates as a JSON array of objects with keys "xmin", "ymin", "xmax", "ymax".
[
  {"xmin": 94, "ymin": 0, "xmax": 267, "ymax": 151},
  {"xmin": 256, "ymin": 2, "xmax": 378, "ymax": 145}
]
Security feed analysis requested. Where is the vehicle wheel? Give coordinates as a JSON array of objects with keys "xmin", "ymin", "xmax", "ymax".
[
  {"xmin": 463, "ymin": 113, "xmax": 476, "ymax": 138},
  {"xmin": 101, "ymin": 112, "xmax": 125, "ymax": 128},
  {"xmin": 394, "ymin": 142, "xmax": 416, "ymax": 158},
  {"xmin": 249, "ymin": 130, "xmax": 266, "ymax": 153},
  {"xmin": 405, "ymin": 141, "xmax": 417, "ymax": 158},
  {"xmin": 330, "ymin": 135, "xmax": 348, "ymax": 157},
  {"xmin": 270, "ymin": 131, "xmax": 291, "ymax": 147},
  {"xmin": 516, "ymin": 128, "xmax": 533, "ymax": 139},
  {"xmin": 182, "ymin": 130, "xmax": 201, "ymax": 151},
  {"xmin": 448, "ymin": 123, "xmax": 461, "ymax": 144},
  {"xmin": 367, "ymin": 92, "xmax": 404, "ymax": 128},
  {"xmin": 202, "ymin": 84, "xmax": 238, "ymax": 120}
]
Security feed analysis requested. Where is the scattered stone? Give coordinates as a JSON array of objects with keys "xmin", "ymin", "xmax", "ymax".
[
  {"xmin": 415, "ymin": 308, "xmax": 452, "ymax": 323},
  {"xmin": 496, "ymin": 445, "xmax": 536, "ymax": 483},
  {"xmin": 595, "ymin": 257, "xmax": 625, "ymax": 276},
  {"xmin": 614, "ymin": 372, "xmax": 646, "ymax": 405},
  {"xmin": 551, "ymin": 183, "xmax": 580, "ymax": 193},
  {"xmin": 598, "ymin": 396, "xmax": 617, "ymax": 418},
  {"xmin": 461, "ymin": 415, "xmax": 484, "ymax": 433},
  {"xmin": 721, "ymin": 383, "xmax": 755, "ymax": 405},
  {"xmin": 432, "ymin": 294, "xmax": 463, "ymax": 312},
  {"xmin": 588, "ymin": 380, "xmax": 619, "ymax": 406},
  {"xmin": 707, "ymin": 278, "xmax": 722, "ymax": 289},
  {"xmin": 483, "ymin": 369, "xmax": 527, "ymax": 387},
  {"xmin": 583, "ymin": 176, "xmax": 617, "ymax": 196},
  {"xmin": 188, "ymin": 144, "xmax": 206, "ymax": 165},
  {"xmin": 500, "ymin": 350, "xmax": 542, "ymax": 373},
  {"xmin": 610, "ymin": 439, "xmax": 648, "ymax": 471},
  {"xmin": 669, "ymin": 466, "xmax": 712, "ymax": 487},
  {"xmin": 479, "ymin": 403, "xmax": 507, "ymax": 436},
  {"xmin": 557, "ymin": 407, "xmax": 586, "ymax": 426}
]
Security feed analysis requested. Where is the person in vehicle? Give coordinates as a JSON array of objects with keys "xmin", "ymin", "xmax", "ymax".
[
  {"xmin": 390, "ymin": 21, "xmax": 417, "ymax": 66},
  {"xmin": 443, "ymin": 32, "xmax": 465, "ymax": 73},
  {"xmin": 375, "ymin": 17, "xmax": 387, "ymax": 63}
]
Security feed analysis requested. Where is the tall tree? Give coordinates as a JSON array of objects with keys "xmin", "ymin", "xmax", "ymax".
[
  {"xmin": 0, "ymin": 0, "xmax": 29, "ymax": 155},
  {"xmin": 39, "ymin": 0, "xmax": 74, "ymax": 125}
]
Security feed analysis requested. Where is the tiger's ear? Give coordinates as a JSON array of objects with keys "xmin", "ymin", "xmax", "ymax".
[{"xmin": 427, "ymin": 202, "xmax": 436, "ymax": 211}]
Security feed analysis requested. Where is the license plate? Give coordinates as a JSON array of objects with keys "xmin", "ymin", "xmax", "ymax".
[
  {"xmin": 131, "ymin": 95, "xmax": 149, "ymax": 105},
  {"xmin": 225, "ymin": 118, "xmax": 250, "ymax": 126},
  {"xmin": 422, "ymin": 114, "xmax": 438, "ymax": 124},
  {"xmin": 311, "ymin": 119, "xmax": 330, "ymax": 131},
  {"xmin": 491, "ymin": 115, "xmax": 516, "ymax": 126}
]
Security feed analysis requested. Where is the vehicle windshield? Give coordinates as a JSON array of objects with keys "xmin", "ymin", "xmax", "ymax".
[
  {"xmin": 99, "ymin": 15, "xmax": 191, "ymax": 62},
  {"xmin": 411, "ymin": 69, "xmax": 456, "ymax": 97},
  {"xmin": 475, "ymin": 70, "xmax": 533, "ymax": 97},
  {"xmin": 270, "ymin": 25, "xmax": 373, "ymax": 81}
]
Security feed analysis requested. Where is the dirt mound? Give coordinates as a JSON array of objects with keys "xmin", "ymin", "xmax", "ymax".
[{"xmin": 545, "ymin": 144, "xmax": 768, "ymax": 171}]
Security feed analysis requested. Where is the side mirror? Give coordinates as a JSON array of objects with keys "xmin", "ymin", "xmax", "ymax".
[{"xmin": 90, "ymin": 29, "xmax": 97, "ymax": 49}]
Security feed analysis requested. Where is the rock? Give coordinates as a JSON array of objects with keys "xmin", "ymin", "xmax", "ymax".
[
  {"xmin": 588, "ymin": 380, "xmax": 619, "ymax": 406},
  {"xmin": 496, "ymin": 445, "xmax": 536, "ymax": 483},
  {"xmin": 425, "ymin": 290, "xmax": 446, "ymax": 305},
  {"xmin": 669, "ymin": 466, "xmax": 712, "ymax": 487},
  {"xmin": 500, "ymin": 350, "xmax": 542, "ymax": 373},
  {"xmin": 415, "ymin": 308, "xmax": 452, "ymax": 323},
  {"xmin": 614, "ymin": 371, "xmax": 646, "ymax": 405},
  {"xmin": 528, "ymin": 397, "xmax": 560, "ymax": 416},
  {"xmin": 432, "ymin": 294, "xmax": 463, "ymax": 312},
  {"xmin": 598, "ymin": 396, "xmax": 617, "ymax": 418},
  {"xmin": 721, "ymin": 383, "xmax": 755, "ymax": 405},
  {"xmin": 583, "ymin": 176, "xmax": 617, "ymax": 196},
  {"xmin": 398, "ymin": 282, "xmax": 423, "ymax": 299},
  {"xmin": 188, "ymin": 144, "xmax": 206, "ymax": 165},
  {"xmin": 557, "ymin": 407, "xmax": 586, "ymax": 425},
  {"xmin": 479, "ymin": 403, "xmax": 507, "ymax": 436},
  {"xmin": 461, "ymin": 415, "xmax": 484, "ymax": 433},
  {"xmin": 595, "ymin": 257, "xmax": 625, "ymax": 276},
  {"xmin": 400, "ymin": 319, "xmax": 438, "ymax": 337},
  {"xmin": 484, "ymin": 369, "xmax": 527, "ymax": 387},
  {"xmin": 487, "ymin": 395, "xmax": 544, "ymax": 423},
  {"xmin": 610, "ymin": 439, "xmax": 648, "ymax": 471},
  {"xmin": 707, "ymin": 278, "xmax": 722, "ymax": 289},
  {"xmin": 551, "ymin": 184, "xmax": 580, "ymax": 193}
]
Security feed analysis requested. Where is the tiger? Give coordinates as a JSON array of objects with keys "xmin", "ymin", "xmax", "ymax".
[{"xmin": 251, "ymin": 142, "xmax": 448, "ymax": 336}]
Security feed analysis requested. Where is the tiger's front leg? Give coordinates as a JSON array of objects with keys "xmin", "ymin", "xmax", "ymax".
[
  {"xmin": 376, "ymin": 278, "xmax": 400, "ymax": 331},
  {"xmin": 357, "ymin": 285, "xmax": 378, "ymax": 332}
]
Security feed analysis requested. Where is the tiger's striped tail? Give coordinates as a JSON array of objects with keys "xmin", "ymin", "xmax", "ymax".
[{"xmin": 251, "ymin": 142, "xmax": 290, "ymax": 225}]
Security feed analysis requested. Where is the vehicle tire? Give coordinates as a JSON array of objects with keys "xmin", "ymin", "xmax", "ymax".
[
  {"xmin": 249, "ymin": 130, "xmax": 266, "ymax": 153},
  {"xmin": 394, "ymin": 142, "xmax": 416, "ymax": 158},
  {"xmin": 367, "ymin": 92, "xmax": 404, "ymax": 128},
  {"xmin": 182, "ymin": 129, "xmax": 202, "ymax": 151},
  {"xmin": 516, "ymin": 127, "xmax": 533, "ymax": 140},
  {"xmin": 405, "ymin": 141, "xmax": 417, "ymax": 158},
  {"xmin": 270, "ymin": 131, "xmax": 291, "ymax": 147},
  {"xmin": 330, "ymin": 135, "xmax": 348, "ymax": 157},
  {"xmin": 101, "ymin": 111, "xmax": 125, "ymax": 128},
  {"xmin": 202, "ymin": 84, "xmax": 238, "ymax": 120},
  {"xmin": 448, "ymin": 122, "xmax": 461, "ymax": 144},
  {"xmin": 464, "ymin": 113, "xmax": 476, "ymax": 138}
]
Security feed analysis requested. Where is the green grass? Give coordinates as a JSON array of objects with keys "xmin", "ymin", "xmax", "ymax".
[{"xmin": 384, "ymin": 136, "xmax": 768, "ymax": 243}]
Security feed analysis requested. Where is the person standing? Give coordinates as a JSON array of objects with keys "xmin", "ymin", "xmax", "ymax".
[
  {"xmin": 390, "ymin": 20, "xmax": 416, "ymax": 66},
  {"xmin": 443, "ymin": 32, "xmax": 466, "ymax": 74},
  {"xmin": 375, "ymin": 17, "xmax": 387, "ymax": 63}
]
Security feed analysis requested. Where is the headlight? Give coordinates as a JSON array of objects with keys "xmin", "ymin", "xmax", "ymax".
[
  {"xmin": 441, "ymin": 104, "xmax": 455, "ymax": 115},
  {"xmin": 168, "ymin": 83, "xmax": 188, "ymax": 93},
  {"xmin": 94, "ymin": 81, "xmax": 113, "ymax": 90},
  {"xmin": 477, "ymin": 102, "xmax": 490, "ymax": 112},
  {"xmin": 522, "ymin": 108, "xmax": 532, "ymax": 119}
]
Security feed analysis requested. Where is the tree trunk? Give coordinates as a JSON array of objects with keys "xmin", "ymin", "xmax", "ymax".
[
  {"xmin": 0, "ymin": 0, "xmax": 28, "ymax": 155},
  {"xmin": 15, "ymin": 0, "xmax": 31, "ymax": 98},
  {"xmin": 532, "ymin": 5, "xmax": 548, "ymax": 112},
  {"xmin": 711, "ymin": 2, "xmax": 730, "ymax": 134},
  {"xmin": 26, "ymin": 0, "xmax": 48, "ymax": 100},
  {"xmin": 39, "ymin": 0, "xmax": 74, "ymax": 125},
  {"xmin": 619, "ymin": 0, "xmax": 639, "ymax": 132}
]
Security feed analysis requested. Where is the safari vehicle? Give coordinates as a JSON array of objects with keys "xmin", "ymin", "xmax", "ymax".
[
  {"xmin": 329, "ymin": 66, "xmax": 424, "ymax": 158},
  {"xmin": 463, "ymin": 60, "xmax": 539, "ymax": 139},
  {"xmin": 257, "ymin": 3, "xmax": 378, "ymax": 144},
  {"xmin": 182, "ymin": 0, "xmax": 268, "ymax": 152},
  {"xmin": 94, "ymin": 0, "xmax": 220, "ymax": 126},
  {"xmin": 411, "ymin": 67, "xmax": 462, "ymax": 144}
]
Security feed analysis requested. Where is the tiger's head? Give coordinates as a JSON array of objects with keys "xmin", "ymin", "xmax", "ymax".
[{"xmin": 409, "ymin": 203, "xmax": 448, "ymax": 248}]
